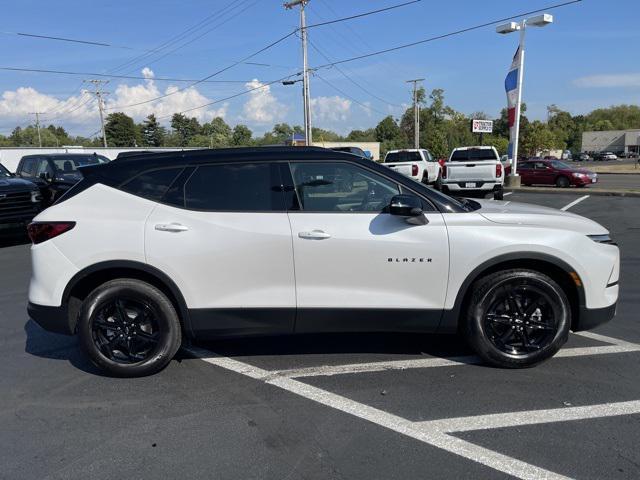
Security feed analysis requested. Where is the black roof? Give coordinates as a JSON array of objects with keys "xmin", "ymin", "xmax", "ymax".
[{"xmin": 21, "ymin": 152, "xmax": 108, "ymax": 159}]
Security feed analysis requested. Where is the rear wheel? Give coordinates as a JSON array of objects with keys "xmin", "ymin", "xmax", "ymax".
[
  {"xmin": 463, "ymin": 269, "xmax": 571, "ymax": 368},
  {"xmin": 77, "ymin": 279, "xmax": 182, "ymax": 377},
  {"xmin": 555, "ymin": 176, "xmax": 570, "ymax": 188},
  {"xmin": 493, "ymin": 187, "xmax": 504, "ymax": 200}
]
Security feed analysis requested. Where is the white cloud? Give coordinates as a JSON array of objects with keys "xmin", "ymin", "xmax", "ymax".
[
  {"xmin": 241, "ymin": 79, "xmax": 287, "ymax": 124},
  {"xmin": 310, "ymin": 95, "xmax": 352, "ymax": 123},
  {"xmin": 574, "ymin": 73, "xmax": 640, "ymax": 88},
  {"xmin": 0, "ymin": 68, "xmax": 229, "ymax": 134}
]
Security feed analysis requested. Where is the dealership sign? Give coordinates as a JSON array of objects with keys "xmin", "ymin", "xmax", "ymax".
[{"xmin": 471, "ymin": 119, "xmax": 493, "ymax": 133}]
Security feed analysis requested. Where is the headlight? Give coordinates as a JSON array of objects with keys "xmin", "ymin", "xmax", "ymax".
[
  {"xmin": 30, "ymin": 190, "xmax": 42, "ymax": 203},
  {"xmin": 588, "ymin": 234, "xmax": 615, "ymax": 244},
  {"xmin": 572, "ymin": 172, "xmax": 585, "ymax": 178}
]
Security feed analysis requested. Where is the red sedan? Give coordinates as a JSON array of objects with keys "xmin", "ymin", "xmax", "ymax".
[{"xmin": 518, "ymin": 159, "xmax": 598, "ymax": 188}]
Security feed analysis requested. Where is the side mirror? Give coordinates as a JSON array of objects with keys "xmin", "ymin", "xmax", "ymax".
[
  {"xmin": 39, "ymin": 172, "xmax": 51, "ymax": 182},
  {"xmin": 389, "ymin": 194, "xmax": 428, "ymax": 225}
]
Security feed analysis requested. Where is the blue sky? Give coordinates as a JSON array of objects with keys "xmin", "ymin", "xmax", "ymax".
[{"xmin": 1, "ymin": 0, "xmax": 638, "ymax": 137}]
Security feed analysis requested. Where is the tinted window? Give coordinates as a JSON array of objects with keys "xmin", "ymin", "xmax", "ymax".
[
  {"xmin": 450, "ymin": 149, "xmax": 498, "ymax": 161},
  {"xmin": 518, "ymin": 162, "xmax": 532, "ymax": 170},
  {"xmin": 51, "ymin": 155, "xmax": 105, "ymax": 172},
  {"xmin": 0, "ymin": 163, "xmax": 12, "ymax": 177},
  {"xmin": 290, "ymin": 162, "xmax": 400, "ymax": 213},
  {"xmin": 385, "ymin": 151, "xmax": 422, "ymax": 163},
  {"xmin": 36, "ymin": 159, "xmax": 54, "ymax": 177},
  {"xmin": 121, "ymin": 168, "xmax": 183, "ymax": 202},
  {"xmin": 550, "ymin": 161, "xmax": 572, "ymax": 170},
  {"xmin": 184, "ymin": 163, "xmax": 281, "ymax": 211}
]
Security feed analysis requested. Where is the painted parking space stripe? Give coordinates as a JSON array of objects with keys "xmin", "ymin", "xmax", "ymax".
[
  {"xmin": 187, "ymin": 347, "xmax": 571, "ymax": 480},
  {"xmin": 503, "ymin": 191, "xmax": 513, "ymax": 196},
  {"xmin": 560, "ymin": 195, "xmax": 589, "ymax": 211},
  {"xmin": 269, "ymin": 332, "xmax": 640, "ymax": 379},
  {"xmin": 416, "ymin": 399, "xmax": 640, "ymax": 433}
]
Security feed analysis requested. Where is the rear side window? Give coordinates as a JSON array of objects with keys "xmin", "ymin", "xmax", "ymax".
[
  {"xmin": 184, "ymin": 163, "xmax": 282, "ymax": 211},
  {"xmin": 120, "ymin": 168, "xmax": 183, "ymax": 202},
  {"xmin": 450, "ymin": 149, "xmax": 498, "ymax": 161},
  {"xmin": 385, "ymin": 151, "xmax": 422, "ymax": 163}
]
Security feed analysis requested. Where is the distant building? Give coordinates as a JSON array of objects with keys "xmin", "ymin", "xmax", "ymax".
[{"xmin": 581, "ymin": 129, "xmax": 640, "ymax": 155}]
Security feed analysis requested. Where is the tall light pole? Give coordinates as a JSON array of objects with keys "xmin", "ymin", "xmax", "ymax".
[
  {"xmin": 497, "ymin": 13, "xmax": 553, "ymax": 187},
  {"xmin": 284, "ymin": 0, "xmax": 312, "ymax": 146},
  {"xmin": 406, "ymin": 78, "xmax": 424, "ymax": 149},
  {"xmin": 84, "ymin": 79, "xmax": 110, "ymax": 147},
  {"xmin": 28, "ymin": 111, "xmax": 44, "ymax": 147}
]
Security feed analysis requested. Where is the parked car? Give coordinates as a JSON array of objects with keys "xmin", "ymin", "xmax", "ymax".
[
  {"xmin": 16, "ymin": 153, "xmax": 110, "ymax": 206},
  {"xmin": 441, "ymin": 146, "xmax": 504, "ymax": 200},
  {"xmin": 27, "ymin": 147, "xmax": 618, "ymax": 377},
  {"xmin": 382, "ymin": 149, "xmax": 440, "ymax": 185},
  {"xmin": 518, "ymin": 159, "xmax": 597, "ymax": 187},
  {"xmin": 500, "ymin": 155, "xmax": 512, "ymax": 176},
  {"xmin": 330, "ymin": 146, "xmax": 373, "ymax": 160},
  {"xmin": 594, "ymin": 152, "xmax": 618, "ymax": 161},
  {"xmin": 577, "ymin": 153, "xmax": 591, "ymax": 162},
  {"xmin": 0, "ymin": 162, "xmax": 42, "ymax": 235}
]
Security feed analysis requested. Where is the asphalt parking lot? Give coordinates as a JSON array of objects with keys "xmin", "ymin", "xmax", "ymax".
[{"xmin": 1, "ymin": 191, "xmax": 639, "ymax": 480}]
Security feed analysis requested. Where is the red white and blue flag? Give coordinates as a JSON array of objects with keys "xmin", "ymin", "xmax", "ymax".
[{"xmin": 505, "ymin": 47, "xmax": 521, "ymax": 159}]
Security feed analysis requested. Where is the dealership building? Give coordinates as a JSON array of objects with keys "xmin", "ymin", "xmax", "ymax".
[{"xmin": 581, "ymin": 129, "xmax": 640, "ymax": 155}]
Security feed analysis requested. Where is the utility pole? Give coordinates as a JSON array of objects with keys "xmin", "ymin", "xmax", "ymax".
[
  {"xmin": 406, "ymin": 78, "xmax": 424, "ymax": 149},
  {"xmin": 84, "ymin": 79, "xmax": 109, "ymax": 147},
  {"xmin": 28, "ymin": 112, "xmax": 44, "ymax": 147},
  {"xmin": 284, "ymin": 0, "xmax": 312, "ymax": 146}
]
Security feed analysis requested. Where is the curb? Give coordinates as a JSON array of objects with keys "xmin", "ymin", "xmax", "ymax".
[
  {"xmin": 504, "ymin": 187, "xmax": 640, "ymax": 198},
  {"xmin": 592, "ymin": 171, "xmax": 640, "ymax": 175}
]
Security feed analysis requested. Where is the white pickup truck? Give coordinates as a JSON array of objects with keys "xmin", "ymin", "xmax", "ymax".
[
  {"xmin": 440, "ymin": 146, "xmax": 505, "ymax": 200},
  {"xmin": 382, "ymin": 149, "xmax": 441, "ymax": 185}
]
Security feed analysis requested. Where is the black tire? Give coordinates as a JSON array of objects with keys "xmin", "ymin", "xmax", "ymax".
[
  {"xmin": 463, "ymin": 269, "xmax": 571, "ymax": 368},
  {"xmin": 434, "ymin": 172, "xmax": 443, "ymax": 190},
  {"xmin": 493, "ymin": 188, "xmax": 504, "ymax": 200},
  {"xmin": 78, "ymin": 279, "xmax": 182, "ymax": 377},
  {"xmin": 555, "ymin": 176, "xmax": 570, "ymax": 188}
]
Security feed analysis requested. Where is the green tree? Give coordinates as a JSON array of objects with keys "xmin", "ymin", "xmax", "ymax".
[
  {"xmin": 141, "ymin": 114, "xmax": 165, "ymax": 147},
  {"xmin": 171, "ymin": 113, "xmax": 200, "ymax": 147},
  {"xmin": 202, "ymin": 117, "xmax": 232, "ymax": 147},
  {"xmin": 520, "ymin": 121, "xmax": 562, "ymax": 156},
  {"xmin": 231, "ymin": 124, "xmax": 253, "ymax": 146},
  {"xmin": 105, "ymin": 112, "xmax": 137, "ymax": 147}
]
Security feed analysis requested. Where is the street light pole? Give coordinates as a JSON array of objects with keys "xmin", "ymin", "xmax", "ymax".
[
  {"xmin": 284, "ymin": 0, "xmax": 312, "ymax": 146},
  {"xmin": 497, "ymin": 13, "xmax": 553, "ymax": 187},
  {"xmin": 84, "ymin": 79, "xmax": 110, "ymax": 148},
  {"xmin": 406, "ymin": 78, "xmax": 424, "ymax": 149}
]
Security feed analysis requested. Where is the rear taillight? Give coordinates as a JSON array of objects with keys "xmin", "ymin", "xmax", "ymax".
[
  {"xmin": 411, "ymin": 164, "xmax": 418, "ymax": 176},
  {"xmin": 27, "ymin": 222, "xmax": 76, "ymax": 245},
  {"xmin": 442, "ymin": 165, "xmax": 447, "ymax": 179},
  {"xmin": 496, "ymin": 163, "xmax": 503, "ymax": 177}
]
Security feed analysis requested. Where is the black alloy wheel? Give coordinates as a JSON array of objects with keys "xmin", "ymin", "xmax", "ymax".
[
  {"xmin": 464, "ymin": 269, "xmax": 571, "ymax": 368},
  {"xmin": 556, "ymin": 176, "xmax": 570, "ymax": 188},
  {"xmin": 483, "ymin": 283, "xmax": 558, "ymax": 356},
  {"xmin": 78, "ymin": 279, "xmax": 182, "ymax": 377},
  {"xmin": 91, "ymin": 297, "xmax": 161, "ymax": 364}
]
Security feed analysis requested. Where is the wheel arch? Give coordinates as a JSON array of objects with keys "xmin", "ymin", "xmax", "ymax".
[
  {"xmin": 62, "ymin": 260, "xmax": 193, "ymax": 338},
  {"xmin": 438, "ymin": 252, "xmax": 585, "ymax": 333}
]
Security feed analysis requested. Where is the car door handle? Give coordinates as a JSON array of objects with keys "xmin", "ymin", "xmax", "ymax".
[
  {"xmin": 298, "ymin": 230, "xmax": 331, "ymax": 240},
  {"xmin": 155, "ymin": 223, "xmax": 189, "ymax": 233}
]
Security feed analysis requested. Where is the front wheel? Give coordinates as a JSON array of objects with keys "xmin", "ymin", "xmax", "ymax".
[
  {"xmin": 555, "ymin": 176, "xmax": 570, "ymax": 188},
  {"xmin": 463, "ymin": 269, "xmax": 571, "ymax": 368},
  {"xmin": 77, "ymin": 279, "xmax": 182, "ymax": 377}
]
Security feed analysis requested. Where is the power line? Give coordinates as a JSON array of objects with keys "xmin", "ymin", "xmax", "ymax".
[
  {"xmin": 307, "ymin": 36, "xmax": 403, "ymax": 110},
  {"xmin": 313, "ymin": 0, "xmax": 582, "ymax": 70},
  {"xmin": 315, "ymin": 74, "xmax": 387, "ymax": 117},
  {"xmin": 0, "ymin": 66, "xmax": 263, "ymax": 83},
  {"xmin": 106, "ymin": 30, "xmax": 298, "ymax": 111},
  {"xmin": 157, "ymin": 72, "xmax": 302, "ymax": 120},
  {"xmin": 306, "ymin": 0, "xmax": 421, "ymax": 29}
]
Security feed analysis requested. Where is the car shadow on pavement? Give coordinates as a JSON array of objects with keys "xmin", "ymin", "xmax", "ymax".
[
  {"xmin": 195, "ymin": 332, "xmax": 475, "ymax": 361},
  {"xmin": 0, "ymin": 234, "xmax": 30, "ymax": 248},
  {"xmin": 23, "ymin": 319, "xmax": 106, "ymax": 376}
]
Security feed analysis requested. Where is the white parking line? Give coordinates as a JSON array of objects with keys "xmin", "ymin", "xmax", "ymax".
[
  {"xmin": 417, "ymin": 400, "xmax": 640, "ymax": 433},
  {"xmin": 560, "ymin": 195, "xmax": 590, "ymax": 211},
  {"xmin": 504, "ymin": 191, "xmax": 513, "ymax": 197},
  {"xmin": 187, "ymin": 331, "xmax": 640, "ymax": 480},
  {"xmin": 188, "ymin": 347, "xmax": 571, "ymax": 480}
]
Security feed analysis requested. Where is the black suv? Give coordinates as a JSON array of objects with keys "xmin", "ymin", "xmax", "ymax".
[
  {"xmin": 0, "ymin": 163, "xmax": 42, "ymax": 235},
  {"xmin": 16, "ymin": 153, "xmax": 110, "ymax": 206}
]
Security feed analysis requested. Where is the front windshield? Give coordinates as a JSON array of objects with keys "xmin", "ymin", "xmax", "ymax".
[
  {"xmin": 0, "ymin": 163, "xmax": 11, "ymax": 177},
  {"xmin": 550, "ymin": 160, "xmax": 572, "ymax": 170}
]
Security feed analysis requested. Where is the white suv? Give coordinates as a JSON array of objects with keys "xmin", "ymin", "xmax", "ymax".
[{"xmin": 27, "ymin": 147, "xmax": 620, "ymax": 377}]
